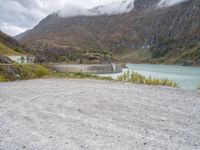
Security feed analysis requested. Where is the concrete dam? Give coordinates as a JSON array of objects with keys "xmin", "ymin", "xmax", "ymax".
[{"xmin": 50, "ymin": 64, "xmax": 122, "ymax": 74}]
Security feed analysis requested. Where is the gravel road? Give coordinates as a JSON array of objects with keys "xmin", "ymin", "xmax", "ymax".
[{"xmin": 0, "ymin": 79, "xmax": 200, "ymax": 150}]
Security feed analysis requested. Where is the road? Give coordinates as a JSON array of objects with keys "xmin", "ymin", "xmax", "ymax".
[{"xmin": 0, "ymin": 79, "xmax": 200, "ymax": 150}]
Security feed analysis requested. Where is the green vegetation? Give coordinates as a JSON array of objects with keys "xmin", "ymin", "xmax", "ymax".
[
  {"xmin": 0, "ymin": 42, "xmax": 21, "ymax": 56},
  {"xmin": 0, "ymin": 63, "xmax": 177, "ymax": 88},
  {"xmin": 0, "ymin": 75, "xmax": 7, "ymax": 82},
  {"xmin": 0, "ymin": 42, "xmax": 27, "ymax": 57},
  {"xmin": 14, "ymin": 47, "xmax": 24, "ymax": 53},
  {"xmin": 178, "ymin": 46, "xmax": 200, "ymax": 64},
  {"xmin": 0, "ymin": 64, "xmax": 112, "ymax": 82},
  {"xmin": 0, "ymin": 64, "xmax": 51, "ymax": 82},
  {"xmin": 50, "ymin": 71, "xmax": 177, "ymax": 88},
  {"xmin": 117, "ymin": 71, "xmax": 177, "ymax": 87},
  {"xmin": 50, "ymin": 72, "xmax": 113, "ymax": 81},
  {"xmin": 198, "ymin": 85, "xmax": 200, "ymax": 90},
  {"xmin": 150, "ymin": 39, "xmax": 176, "ymax": 58},
  {"xmin": 19, "ymin": 64, "xmax": 51, "ymax": 79}
]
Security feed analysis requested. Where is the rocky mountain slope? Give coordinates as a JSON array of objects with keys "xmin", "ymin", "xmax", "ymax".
[
  {"xmin": 16, "ymin": 0, "xmax": 200, "ymax": 65},
  {"xmin": 0, "ymin": 31, "xmax": 19, "ymax": 49}
]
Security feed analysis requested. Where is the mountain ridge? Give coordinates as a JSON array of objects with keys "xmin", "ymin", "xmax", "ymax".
[{"xmin": 16, "ymin": 0, "xmax": 200, "ymax": 65}]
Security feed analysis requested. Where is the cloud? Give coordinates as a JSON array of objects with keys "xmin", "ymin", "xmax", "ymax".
[
  {"xmin": 0, "ymin": 0, "xmax": 123, "ymax": 36},
  {"xmin": 59, "ymin": 0, "xmax": 135, "ymax": 17},
  {"xmin": 0, "ymin": 0, "xmax": 190, "ymax": 36},
  {"xmin": 158, "ymin": 0, "xmax": 188, "ymax": 7},
  {"xmin": 88, "ymin": 0, "xmax": 135, "ymax": 16},
  {"xmin": 0, "ymin": 23, "xmax": 27, "ymax": 36}
]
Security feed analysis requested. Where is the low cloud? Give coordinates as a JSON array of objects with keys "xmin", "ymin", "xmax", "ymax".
[
  {"xmin": 0, "ymin": 23, "xmax": 27, "ymax": 36},
  {"xmin": 158, "ymin": 0, "xmax": 188, "ymax": 7},
  {"xmin": 0, "ymin": 0, "xmax": 121, "ymax": 36},
  {"xmin": 0, "ymin": 0, "xmax": 190, "ymax": 36},
  {"xmin": 58, "ymin": 0, "xmax": 135, "ymax": 17}
]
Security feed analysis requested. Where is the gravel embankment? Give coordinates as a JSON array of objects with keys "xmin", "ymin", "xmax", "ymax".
[{"xmin": 0, "ymin": 79, "xmax": 200, "ymax": 150}]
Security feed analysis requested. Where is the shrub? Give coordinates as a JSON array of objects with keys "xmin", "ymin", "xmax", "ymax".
[
  {"xmin": 19, "ymin": 64, "xmax": 51, "ymax": 79},
  {"xmin": 0, "ymin": 75, "xmax": 7, "ymax": 82},
  {"xmin": 14, "ymin": 47, "xmax": 23, "ymax": 53},
  {"xmin": 0, "ymin": 63, "xmax": 51, "ymax": 82},
  {"xmin": 117, "ymin": 71, "xmax": 177, "ymax": 87},
  {"xmin": 34, "ymin": 65, "xmax": 51, "ymax": 77}
]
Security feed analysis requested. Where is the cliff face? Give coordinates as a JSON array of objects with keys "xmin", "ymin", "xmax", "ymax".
[{"xmin": 16, "ymin": 0, "xmax": 200, "ymax": 65}]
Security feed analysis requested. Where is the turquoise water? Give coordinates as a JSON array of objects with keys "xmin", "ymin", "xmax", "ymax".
[{"xmin": 99, "ymin": 64, "xmax": 200, "ymax": 90}]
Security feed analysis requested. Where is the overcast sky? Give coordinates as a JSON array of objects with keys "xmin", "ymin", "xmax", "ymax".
[
  {"xmin": 0, "ymin": 0, "xmax": 188, "ymax": 36},
  {"xmin": 0, "ymin": 0, "xmax": 122, "ymax": 36}
]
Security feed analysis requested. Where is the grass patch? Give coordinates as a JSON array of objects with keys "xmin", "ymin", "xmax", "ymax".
[
  {"xmin": 0, "ymin": 64, "xmax": 51, "ymax": 82},
  {"xmin": 20, "ymin": 64, "xmax": 51, "ymax": 78},
  {"xmin": 117, "ymin": 71, "xmax": 177, "ymax": 87},
  {"xmin": 0, "ymin": 75, "xmax": 7, "ymax": 82},
  {"xmin": 50, "ymin": 72, "xmax": 113, "ymax": 81},
  {"xmin": 52, "ymin": 71, "xmax": 177, "ymax": 88},
  {"xmin": 0, "ymin": 42, "xmax": 21, "ymax": 56}
]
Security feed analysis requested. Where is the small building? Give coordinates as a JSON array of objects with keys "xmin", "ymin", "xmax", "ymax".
[{"xmin": 6, "ymin": 55, "xmax": 35, "ymax": 64}]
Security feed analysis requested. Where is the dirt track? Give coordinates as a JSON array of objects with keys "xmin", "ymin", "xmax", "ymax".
[{"xmin": 0, "ymin": 79, "xmax": 200, "ymax": 150}]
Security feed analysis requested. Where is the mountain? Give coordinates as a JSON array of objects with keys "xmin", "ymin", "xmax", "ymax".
[{"xmin": 16, "ymin": 0, "xmax": 200, "ymax": 65}]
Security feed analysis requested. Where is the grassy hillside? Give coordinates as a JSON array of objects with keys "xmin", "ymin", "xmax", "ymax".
[
  {"xmin": 0, "ymin": 30, "xmax": 19, "ymax": 49},
  {"xmin": 0, "ymin": 64, "xmax": 51, "ymax": 82},
  {"xmin": 0, "ymin": 42, "xmax": 23, "ymax": 56},
  {"xmin": 0, "ymin": 31, "xmax": 29, "ymax": 58}
]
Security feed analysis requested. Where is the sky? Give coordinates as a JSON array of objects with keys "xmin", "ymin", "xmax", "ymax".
[
  {"xmin": 0, "ymin": 0, "xmax": 188, "ymax": 36},
  {"xmin": 0, "ymin": 0, "xmax": 122, "ymax": 36}
]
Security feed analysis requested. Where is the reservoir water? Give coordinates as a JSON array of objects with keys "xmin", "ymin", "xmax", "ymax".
[{"xmin": 99, "ymin": 64, "xmax": 200, "ymax": 90}]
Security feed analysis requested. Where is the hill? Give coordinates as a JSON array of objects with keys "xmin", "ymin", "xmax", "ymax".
[
  {"xmin": 0, "ymin": 31, "xmax": 19, "ymax": 49},
  {"xmin": 0, "ymin": 42, "xmax": 23, "ymax": 56},
  {"xmin": 0, "ymin": 31, "xmax": 30, "ymax": 64},
  {"xmin": 0, "ymin": 30, "xmax": 27, "ymax": 56},
  {"xmin": 16, "ymin": 0, "xmax": 200, "ymax": 65}
]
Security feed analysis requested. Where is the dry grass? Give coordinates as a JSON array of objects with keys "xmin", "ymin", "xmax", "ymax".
[
  {"xmin": 0, "ymin": 75, "xmax": 7, "ymax": 82},
  {"xmin": 0, "ymin": 42, "xmax": 21, "ymax": 56},
  {"xmin": 49, "ymin": 72, "xmax": 113, "ymax": 81},
  {"xmin": 117, "ymin": 71, "xmax": 177, "ymax": 87}
]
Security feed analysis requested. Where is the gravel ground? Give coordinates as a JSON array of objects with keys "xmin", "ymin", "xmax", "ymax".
[{"xmin": 0, "ymin": 79, "xmax": 200, "ymax": 150}]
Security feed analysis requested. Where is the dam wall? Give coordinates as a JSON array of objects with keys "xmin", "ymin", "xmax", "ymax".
[{"xmin": 50, "ymin": 64, "xmax": 122, "ymax": 73}]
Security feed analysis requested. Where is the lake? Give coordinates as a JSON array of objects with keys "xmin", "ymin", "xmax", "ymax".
[{"xmin": 98, "ymin": 64, "xmax": 200, "ymax": 90}]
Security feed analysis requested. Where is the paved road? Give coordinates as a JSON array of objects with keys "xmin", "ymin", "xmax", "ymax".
[{"xmin": 0, "ymin": 79, "xmax": 200, "ymax": 150}]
